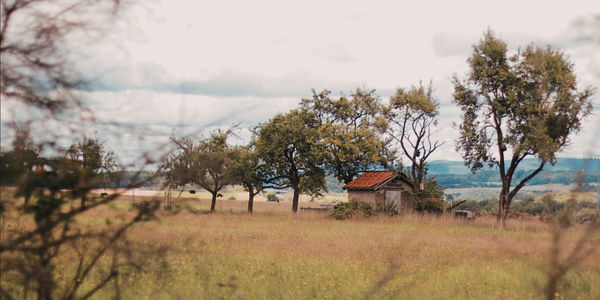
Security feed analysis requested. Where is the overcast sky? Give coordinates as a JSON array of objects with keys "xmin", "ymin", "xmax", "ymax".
[{"xmin": 3, "ymin": 0, "xmax": 599, "ymax": 165}]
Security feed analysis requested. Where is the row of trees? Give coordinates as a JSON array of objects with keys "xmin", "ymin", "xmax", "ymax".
[
  {"xmin": 0, "ymin": 83, "xmax": 444, "ymax": 216},
  {"xmin": 160, "ymin": 85, "xmax": 445, "ymax": 213},
  {"xmin": 161, "ymin": 31, "xmax": 595, "ymax": 220},
  {"xmin": 2, "ymin": 31, "xmax": 593, "ymax": 221},
  {"xmin": 1, "ymin": 135, "xmax": 118, "ymax": 208}
]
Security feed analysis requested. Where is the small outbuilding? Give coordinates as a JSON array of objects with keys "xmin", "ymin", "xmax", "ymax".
[{"xmin": 343, "ymin": 171, "xmax": 414, "ymax": 212}]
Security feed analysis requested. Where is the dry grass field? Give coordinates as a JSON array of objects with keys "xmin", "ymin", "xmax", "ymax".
[{"xmin": 2, "ymin": 194, "xmax": 599, "ymax": 299}]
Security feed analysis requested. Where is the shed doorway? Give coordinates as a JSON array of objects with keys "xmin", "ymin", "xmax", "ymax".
[{"xmin": 385, "ymin": 190, "xmax": 402, "ymax": 206}]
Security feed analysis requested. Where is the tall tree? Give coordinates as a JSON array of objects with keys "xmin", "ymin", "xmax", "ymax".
[
  {"xmin": 64, "ymin": 137, "xmax": 118, "ymax": 208},
  {"xmin": 387, "ymin": 82, "xmax": 444, "ymax": 200},
  {"xmin": 255, "ymin": 110, "xmax": 327, "ymax": 213},
  {"xmin": 166, "ymin": 130, "xmax": 237, "ymax": 212},
  {"xmin": 300, "ymin": 88, "xmax": 391, "ymax": 184},
  {"xmin": 453, "ymin": 31, "xmax": 594, "ymax": 221}
]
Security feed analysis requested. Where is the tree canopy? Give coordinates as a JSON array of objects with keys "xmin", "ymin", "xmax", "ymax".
[
  {"xmin": 300, "ymin": 88, "xmax": 391, "ymax": 185},
  {"xmin": 63, "ymin": 137, "xmax": 118, "ymax": 208},
  {"xmin": 453, "ymin": 30, "xmax": 594, "ymax": 221},
  {"xmin": 255, "ymin": 110, "xmax": 327, "ymax": 213},
  {"xmin": 387, "ymin": 82, "xmax": 444, "ymax": 202},
  {"xmin": 162, "ymin": 130, "xmax": 238, "ymax": 212}
]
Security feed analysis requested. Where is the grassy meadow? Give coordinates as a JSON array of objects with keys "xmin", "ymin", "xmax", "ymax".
[{"xmin": 2, "ymin": 195, "xmax": 599, "ymax": 300}]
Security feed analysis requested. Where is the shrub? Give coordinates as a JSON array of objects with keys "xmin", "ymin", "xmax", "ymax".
[
  {"xmin": 455, "ymin": 198, "xmax": 497, "ymax": 214},
  {"xmin": 228, "ymin": 196, "xmax": 236, "ymax": 200},
  {"xmin": 541, "ymin": 195, "xmax": 564, "ymax": 216},
  {"xmin": 414, "ymin": 198, "xmax": 444, "ymax": 214},
  {"xmin": 330, "ymin": 200, "xmax": 374, "ymax": 220},
  {"xmin": 413, "ymin": 177, "xmax": 445, "ymax": 214},
  {"xmin": 512, "ymin": 198, "xmax": 545, "ymax": 216},
  {"xmin": 557, "ymin": 199, "xmax": 577, "ymax": 227},
  {"xmin": 266, "ymin": 193, "xmax": 279, "ymax": 202}
]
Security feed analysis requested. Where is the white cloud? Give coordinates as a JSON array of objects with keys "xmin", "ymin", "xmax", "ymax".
[{"xmin": 3, "ymin": 0, "xmax": 599, "ymax": 164}]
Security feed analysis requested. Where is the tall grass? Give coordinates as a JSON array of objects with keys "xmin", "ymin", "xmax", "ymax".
[{"xmin": 2, "ymin": 199, "xmax": 598, "ymax": 299}]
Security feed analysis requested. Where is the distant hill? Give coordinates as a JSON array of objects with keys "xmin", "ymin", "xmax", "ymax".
[
  {"xmin": 428, "ymin": 157, "xmax": 598, "ymax": 175},
  {"xmin": 114, "ymin": 158, "xmax": 597, "ymax": 192},
  {"xmin": 427, "ymin": 160, "xmax": 471, "ymax": 174},
  {"xmin": 426, "ymin": 157, "xmax": 599, "ymax": 189}
]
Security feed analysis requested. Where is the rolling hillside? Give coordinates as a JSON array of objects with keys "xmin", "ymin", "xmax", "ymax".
[{"xmin": 428, "ymin": 157, "xmax": 599, "ymax": 175}]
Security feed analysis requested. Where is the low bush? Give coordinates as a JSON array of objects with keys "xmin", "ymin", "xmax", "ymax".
[
  {"xmin": 453, "ymin": 195, "xmax": 595, "ymax": 219},
  {"xmin": 330, "ymin": 200, "xmax": 374, "ymax": 220},
  {"xmin": 557, "ymin": 199, "xmax": 577, "ymax": 227},
  {"xmin": 454, "ymin": 199, "xmax": 498, "ymax": 214},
  {"xmin": 413, "ymin": 198, "xmax": 444, "ymax": 214},
  {"xmin": 511, "ymin": 198, "xmax": 546, "ymax": 216}
]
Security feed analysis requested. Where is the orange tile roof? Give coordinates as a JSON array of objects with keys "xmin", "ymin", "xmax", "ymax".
[{"xmin": 343, "ymin": 171, "xmax": 397, "ymax": 190}]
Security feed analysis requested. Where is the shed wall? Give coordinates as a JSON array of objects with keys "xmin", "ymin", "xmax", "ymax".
[
  {"xmin": 347, "ymin": 191, "xmax": 376, "ymax": 204},
  {"xmin": 347, "ymin": 182, "xmax": 414, "ymax": 213},
  {"xmin": 345, "ymin": 174, "xmax": 416, "ymax": 213}
]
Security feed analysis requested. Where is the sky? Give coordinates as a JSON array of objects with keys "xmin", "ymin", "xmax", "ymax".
[{"xmin": 2, "ymin": 0, "xmax": 600, "ymax": 166}]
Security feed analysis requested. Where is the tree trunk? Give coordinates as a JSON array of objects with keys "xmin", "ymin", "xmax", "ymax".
[
  {"xmin": 497, "ymin": 193, "xmax": 504, "ymax": 222},
  {"xmin": 24, "ymin": 194, "xmax": 31, "ymax": 207},
  {"xmin": 210, "ymin": 192, "xmax": 217, "ymax": 212},
  {"xmin": 80, "ymin": 194, "xmax": 86, "ymax": 209},
  {"xmin": 499, "ymin": 161, "xmax": 545, "ymax": 224},
  {"xmin": 247, "ymin": 190, "xmax": 254, "ymax": 213},
  {"xmin": 292, "ymin": 187, "xmax": 300, "ymax": 213},
  {"xmin": 37, "ymin": 235, "xmax": 54, "ymax": 300},
  {"xmin": 37, "ymin": 272, "xmax": 53, "ymax": 300},
  {"xmin": 502, "ymin": 194, "xmax": 513, "ymax": 223},
  {"xmin": 497, "ymin": 192, "xmax": 512, "ymax": 227}
]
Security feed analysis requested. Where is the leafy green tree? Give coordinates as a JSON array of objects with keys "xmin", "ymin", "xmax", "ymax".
[
  {"xmin": 165, "ymin": 130, "xmax": 237, "ymax": 212},
  {"xmin": 0, "ymin": 148, "xmax": 38, "ymax": 184},
  {"xmin": 0, "ymin": 126, "xmax": 43, "ymax": 206},
  {"xmin": 160, "ymin": 148, "xmax": 194, "ymax": 193},
  {"xmin": 300, "ymin": 89, "xmax": 391, "ymax": 184},
  {"xmin": 230, "ymin": 143, "xmax": 266, "ymax": 213},
  {"xmin": 195, "ymin": 131, "xmax": 237, "ymax": 212},
  {"xmin": 387, "ymin": 82, "xmax": 444, "ymax": 205},
  {"xmin": 255, "ymin": 110, "xmax": 327, "ymax": 213},
  {"xmin": 266, "ymin": 193, "xmax": 279, "ymax": 202},
  {"xmin": 453, "ymin": 31, "xmax": 594, "ymax": 221},
  {"xmin": 64, "ymin": 137, "xmax": 118, "ymax": 208}
]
